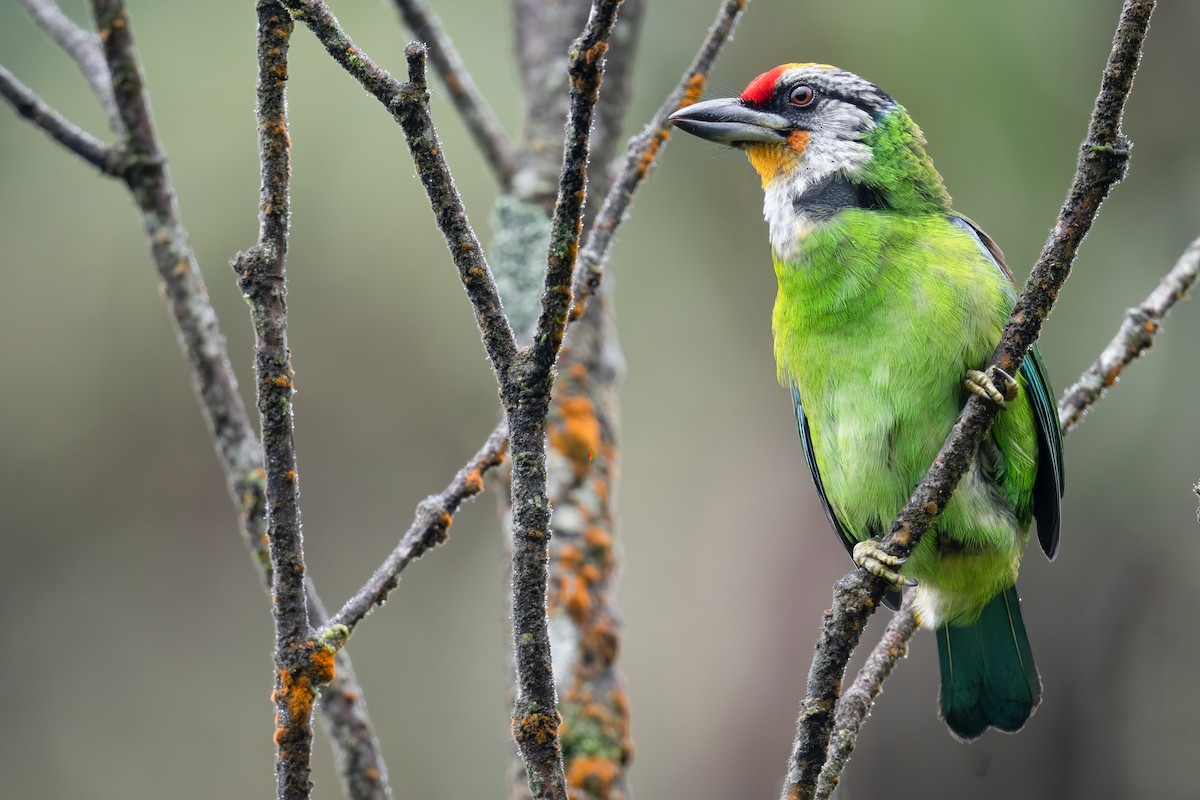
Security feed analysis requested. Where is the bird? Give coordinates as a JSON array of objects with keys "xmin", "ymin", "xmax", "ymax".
[{"xmin": 668, "ymin": 63, "xmax": 1064, "ymax": 741}]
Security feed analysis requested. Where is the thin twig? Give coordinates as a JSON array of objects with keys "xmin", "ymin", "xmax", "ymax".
[
  {"xmin": 307, "ymin": 586, "xmax": 394, "ymax": 800},
  {"xmin": 1058, "ymin": 236, "xmax": 1200, "ymax": 434},
  {"xmin": 814, "ymin": 598, "xmax": 918, "ymax": 800},
  {"xmin": 0, "ymin": 66, "xmax": 121, "ymax": 175},
  {"xmin": 325, "ymin": 424, "xmax": 509, "ymax": 633},
  {"xmin": 389, "ymin": 0, "xmax": 517, "ymax": 187},
  {"xmin": 17, "ymin": 0, "xmax": 120, "ymax": 132},
  {"xmin": 283, "ymin": 0, "xmax": 403, "ymax": 106},
  {"xmin": 526, "ymin": 1, "xmax": 622, "ymax": 374},
  {"xmin": 571, "ymin": 0, "xmax": 747, "ymax": 320},
  {"xmin": 393, "ymin": 45, "xmax": 520, "ymax": 383},
  {"xmin": 227, "ymin": 5, "xmax": 324, "ymax": 798},
  {"xmin": 7, "ymin": 2, "xmax": 391, "ymax": 796},
  {"xmin": 780, "ymin": 3, "xmax": 1155, "ymax": 798}
]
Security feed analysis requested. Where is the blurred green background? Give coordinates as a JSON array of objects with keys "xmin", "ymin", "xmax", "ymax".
[{"xmin": 2, "ymin": 1, "xmax": 1198, "ymax": 798}]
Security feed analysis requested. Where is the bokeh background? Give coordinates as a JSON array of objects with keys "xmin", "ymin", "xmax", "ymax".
[{"xmin": 2, "ymin": 1, "xmax": 1198, "ymax": 798}]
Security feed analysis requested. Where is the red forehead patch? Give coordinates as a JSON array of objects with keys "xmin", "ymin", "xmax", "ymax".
[{"xmin": 740, "ymin": 66, "xmax": 788, "ymax": 105}]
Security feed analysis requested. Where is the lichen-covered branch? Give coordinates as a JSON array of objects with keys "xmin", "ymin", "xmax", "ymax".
[
  {"xmin": 571, "ymin": 0, "xmax": 747, "ymax": 319},
  {"xmin": 780, "ymin": 3, "xmax": 1155, "ymax": 798},
  {"xmin": 389, "ymin": 0, "xmax": 517, "ymax": 187},
  {"xmin": 501, "ymin": 5, "xmax": 624, "ymax": 798},
  {"xmin": 7, "ymin": 2, "xmax": 390, "ymax": 797},
  {"xmin": 1058, "ymin": 236, "xmax": 1200, "ymax": 434},
  {"xmin": 284, "ymin": 0, "xmax": 403, "ymax": 106},
  {"xmin": 526, "ymin": 0, "xmax": 621, "ymax": 376},
  {"xmin": 17, "ymin": 0, "xmax": 120, "ymax": 132},
  {"xmin": 325, "ymin": 424, "xmax": 509, "ymax": 634},
  {"xmin": 813, "ymin": 599, "xmax": 918, "ymax": 799},
  {"xmin": 226, "ymin": 5, "xmax": 325, "ymax": 798},
  {"xmin": 0, "ymin": 66, "xmax": 121, "ymax": 175},
  {"xmin": 392, "ymin": 45, "xmax": 520, "ymax": 385}
]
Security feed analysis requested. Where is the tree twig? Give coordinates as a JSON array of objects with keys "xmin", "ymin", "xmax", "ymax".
[
  {"xmin": 0, "ymin": 65, "xmax": 121, "ymax": 175},
  {"xmin": 571, "ymin": 0, "xmax": 747, "ymax": 320},
  {"xmin": 17, "ymin": 0, "xmax": 120, "ymax": 132},
  {"xmin": 324, "ymin": 423, "xmax": 509, "ymax": 633},
  {"xmin": 814, "ymin": 597, "xmax": 918, "ymax": 800},
  {"xmin": 502, "ymin": 4, "xmax": 623, "ymax": 798},
  {"xmin": 388, "ymin": 0, "xmax": 517, "ymax": 187},
  {"xmin": 227, "ymin": 5, "xmax": 327, "ymax": 798},
  {"xmin": 780, "ymin": 3, "xmax": 1155, "ymax": 798},
  {"xmin": 1058, "ymin": 236, "xmax": 1200, "ymax": 434},
  {"xmin": 3, "ymin": 3, "xmax": 394, "ymax": 797},
  {"xmin": 393, "ymin": 46, "xmax": 520, "ymax": 382}
]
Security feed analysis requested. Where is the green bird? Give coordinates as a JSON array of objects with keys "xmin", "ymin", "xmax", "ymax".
[{"xmin": 669, "ymin": 63, "xmax": 1064, "ymax": 740}]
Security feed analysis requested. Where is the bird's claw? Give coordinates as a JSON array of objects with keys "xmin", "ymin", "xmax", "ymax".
[
  {"xmin": 965, "ymin": 367, "xmax": 1018, "ymax": 409},
  {"xmin": 852, "ymin": 539, "xmax": 916, "ymax": 590}
]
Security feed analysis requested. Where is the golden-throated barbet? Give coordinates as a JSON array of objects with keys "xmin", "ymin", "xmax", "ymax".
[{"xmin": 669, "ymin": 63, "xmax": 1064, "ymax": 741}]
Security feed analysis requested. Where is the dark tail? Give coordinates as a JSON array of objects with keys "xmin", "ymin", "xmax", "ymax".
[{"xmin": 936, "ymin": 585, "xmax": 1042, "ymax": 741}]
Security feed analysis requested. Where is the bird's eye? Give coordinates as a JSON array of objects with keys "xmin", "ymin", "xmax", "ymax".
[{"xmin": 789, "ymin": 85, "xmax": 816, "ymax": 108}]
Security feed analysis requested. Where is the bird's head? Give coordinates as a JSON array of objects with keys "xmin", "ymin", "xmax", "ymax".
[
  {"xmin": 670, "ymin": 63, "xmax": 894, "ymax": 189},
  {"xmin": 670, "ymin": 64, "xmax": 950, "ymax": 254}
]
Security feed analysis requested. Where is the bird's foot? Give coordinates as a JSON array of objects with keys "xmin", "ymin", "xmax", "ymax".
[
  {"xmin": 965, "ymin": 367, "xmax": 1018, "ymax": 409},
  {"xmin": 852, "ymin": 539, "xmax": 916, "ymax": 590}
]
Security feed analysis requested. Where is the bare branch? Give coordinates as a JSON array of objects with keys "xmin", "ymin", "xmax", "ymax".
[
  {"xmin": 1058, "ymin": 236, "xmax": 1200, "ymax": 434},
  {"xmin": 527, "ymin": 0, "xmax": 623, "ymax": 374},
  {"xmin": 9, "ymin": 1, "xmax": 392, "ymax": 795},
  {"xmin": 325, "ymin": 424, "xmax": 509, "ymax": 634},
  {"xmin": 225, "ymin": 4, "xmax": 323, "ymax": 798},
  {"xmin": 393, "ymin": 45, "xmax": 520, "ymax": 384},
  {"xmin": 780, "ymin": 3, "xmax": 1155, "ymax": 798},
  {"xmin": 389, "ymin": 0, "xmax": 517, "ymax": 186},
  {"xmin": 308, "ymin": 587, "xmax": 394, "ymax": 800},
  {"xmin": 0, "ymin": 66, "xmax": 121, "ymax": 175},
  {"xmin": 571, "ymin": 0, "xmax": 747, "ymax": 319},
  {"xmin": 814, "ymin": 599, "xmax": 918, "ymax": 799},
  {"xmin": 17, "ymin": 0, "xmax": 120, "ymax": 131},
  {"xmin": 502, "ymin": 5, "xmax": 624, "ymax": 798},
  {"xmin": 284, "ymin": 0, "xmax": 403, "ymax": 106}
]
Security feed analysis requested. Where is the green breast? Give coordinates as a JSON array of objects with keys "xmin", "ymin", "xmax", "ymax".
[{"xmin": 773, "ymin": 209, "xmax": 1038, "ymax": 592}]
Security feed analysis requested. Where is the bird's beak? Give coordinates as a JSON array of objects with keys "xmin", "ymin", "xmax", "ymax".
[{"xmin": 668, "ymin": 97, "xmax": 790, "ymax": 146}]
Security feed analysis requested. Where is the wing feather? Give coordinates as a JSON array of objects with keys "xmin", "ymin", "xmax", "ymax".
[{"xmin": 950, "ymin": 216, "xmax": 1065, "ymax": 558}]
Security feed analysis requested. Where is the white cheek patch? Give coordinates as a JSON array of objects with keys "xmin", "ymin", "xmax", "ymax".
[{"xmin": 761, "ymin": 113, "xmax": 874, "ymax": 261}]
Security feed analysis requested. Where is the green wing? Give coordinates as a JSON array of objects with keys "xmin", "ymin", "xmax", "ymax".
[
  {"xmin": 790, "ymin": 383, "xmax": 902, "ymax": 609},
  {"xmin": 951, "ymin": 215, "xmax": 1065, "ymax": 558}
]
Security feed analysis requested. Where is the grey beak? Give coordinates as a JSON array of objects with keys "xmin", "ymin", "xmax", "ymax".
[{"xmin": 668, "ymin": 97, "xmax": 790, "ymax": 146}]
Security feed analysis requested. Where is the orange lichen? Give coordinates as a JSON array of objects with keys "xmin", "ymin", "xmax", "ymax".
[
  {"xmin": 568, "ymin": 756, "xmax": 618, "ymax": 798},
  {"xmin": 285, "ymin": 469, "xmax": 297, "ymax": 483},
  {"xmin": 584, "ymin": 41, "xmax": 609, "ymax": 65},
  {"xmin": 515, "ymin": 711, "xmax": 561, "ymax": 745},
  {"xmin": 311, "ymin": 646, "xmax": 336, "ymax": 685},
  {"xmin": 562, "ymin": 575, "xmax": 592, "ymax": 622},
  {"xmin": 581, "ymin": 618, "xmax": 619, "ymax": 666},
  {"xmin": 583, "ymin": 525, "xmax": 612, "ymax": 553},
  {"xmin": 548, "ymin": 395, "xmax": 602, "ymax": 478},
  {"xmin": 558, "ymin": 543, "xmax": 583, "ymax": 569},
  {"xmin": 463, "ymin": 467, "xmax": 485, "ymax": 493},
  {"xmin": 273, "ymin": 375, "xmax": 292, "ymax": 388},
  {"xmin": 637, "ymin": 131, "xmax": 666, "ymax": 178},
  {"xmin": 680, "ymin": 73, "xmax": 707, "ymax": 108}
]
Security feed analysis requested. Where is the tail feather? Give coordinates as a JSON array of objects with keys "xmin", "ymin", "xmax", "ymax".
[{"xmin": 936, "ymin": 585, "xmax": 1042, "ymax": 741}]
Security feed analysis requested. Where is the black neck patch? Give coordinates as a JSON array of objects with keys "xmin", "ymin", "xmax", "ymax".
[{"xmin": 793, "ymin": 174, "xmax": 890, "ymax": 220}]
